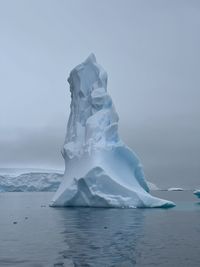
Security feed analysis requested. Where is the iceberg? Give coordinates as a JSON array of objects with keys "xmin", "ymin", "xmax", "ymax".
[
  {"xmin": 50, "ymin": 54, "xmax": 175, "ymax": 208},
  {"xmin": 193, "ymin": 190, "xmax": 200, "ymax": 198}
]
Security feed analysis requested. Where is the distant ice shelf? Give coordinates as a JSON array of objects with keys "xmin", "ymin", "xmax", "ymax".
[
  {"xmin": 0, "ymin": 172, "xmax": 62, "ymax": 192},
  {"xmin": 50, "ymin": 54, "xmax": 175, "ymax": 208}
]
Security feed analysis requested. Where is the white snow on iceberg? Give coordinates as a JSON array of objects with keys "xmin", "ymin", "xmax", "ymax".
[{"xmin": 50, "ymin": 54, "xmax": 175, "ymax": 208}]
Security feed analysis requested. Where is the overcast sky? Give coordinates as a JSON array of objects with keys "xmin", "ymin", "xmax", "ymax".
[{"xmin": 0, "ymin": 0, "xmax": 200, "ymax": 187}]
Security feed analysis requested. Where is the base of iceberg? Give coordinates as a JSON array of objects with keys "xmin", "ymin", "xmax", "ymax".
[
  {"xmin": 50, "ymin": 167, "xmax": 174, "ymax": 208},
  {"xmin": 50, "ymin": 148, "xmax": 175, "ymax": 209}
]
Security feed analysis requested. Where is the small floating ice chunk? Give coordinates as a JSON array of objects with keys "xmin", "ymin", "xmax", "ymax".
[
  {"xmin": 193, "ymin": 190, "xmax": 200, "ymax": 198},
  {"xmin": 168, "ymin": 187, "xmax": 184, "ymax": 191}
]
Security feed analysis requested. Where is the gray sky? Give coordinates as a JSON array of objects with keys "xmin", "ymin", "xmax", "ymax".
[{"xmin": 0, "ymin": 0, "xmax": 200, "ymax": 188}]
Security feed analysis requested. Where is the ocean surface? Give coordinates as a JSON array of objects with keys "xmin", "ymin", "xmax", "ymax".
[{"xmin": 0, "ymin": 191, "xmax": 200, "ymax": 267}]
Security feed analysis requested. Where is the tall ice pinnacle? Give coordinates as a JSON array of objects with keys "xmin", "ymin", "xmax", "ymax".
[{"xmin": 50, "ymin": 54, "xmax": 175, "ymax": 208}]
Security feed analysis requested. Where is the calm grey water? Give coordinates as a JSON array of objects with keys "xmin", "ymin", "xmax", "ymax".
[{"xmin": 0, "ymin": 191, "xmax": 200, "ymax": 267}]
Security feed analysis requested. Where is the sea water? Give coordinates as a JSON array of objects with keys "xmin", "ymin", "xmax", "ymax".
[{"xmin": 0, "ymin": 191, "xmax": 199, "ymax": 267}]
